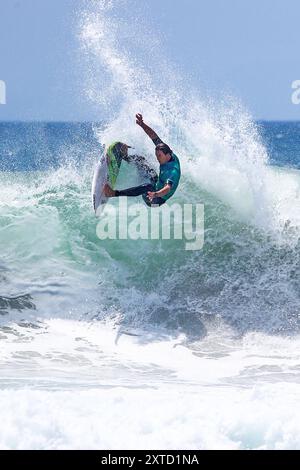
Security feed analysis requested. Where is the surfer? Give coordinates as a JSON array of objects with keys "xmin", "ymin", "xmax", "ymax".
[{"xmin": 104, "ymin": 114, "xmax": 181, "ymax": 206}]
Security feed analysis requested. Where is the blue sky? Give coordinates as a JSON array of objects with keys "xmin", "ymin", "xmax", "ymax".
[{"xmin": 0, "ymin": 0, "xmax": 299, "ymax": 121}]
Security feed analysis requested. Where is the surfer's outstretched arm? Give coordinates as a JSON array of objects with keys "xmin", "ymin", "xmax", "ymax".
[{"xmin": 136, "ymin": 114, "xmax": 163, "ymax": 145}]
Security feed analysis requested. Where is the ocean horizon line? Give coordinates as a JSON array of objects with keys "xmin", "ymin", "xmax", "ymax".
[{"xmin": 1, "ymin": 119, "xmax": 300, "ymax": 124}]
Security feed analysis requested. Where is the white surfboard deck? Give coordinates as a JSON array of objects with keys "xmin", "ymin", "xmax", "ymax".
[{"xmin": 91, "ymin": 155, "xmax": 109, "ymax": 217}]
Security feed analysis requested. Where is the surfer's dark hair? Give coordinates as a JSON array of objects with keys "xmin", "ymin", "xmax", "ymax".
[{"xmin": 155, "ymin": 143, "xmax": 172, "ymax": 155}]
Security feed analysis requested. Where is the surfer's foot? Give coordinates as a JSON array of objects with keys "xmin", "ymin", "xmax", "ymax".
[{"xmin": 104, "ymin": 183, "xmax": 116, "ymax": 197}]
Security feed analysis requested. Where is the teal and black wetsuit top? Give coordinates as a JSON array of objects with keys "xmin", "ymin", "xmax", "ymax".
[{"xmin": 152, "ymin": 137, "xmax": 181, "ymax": 201}]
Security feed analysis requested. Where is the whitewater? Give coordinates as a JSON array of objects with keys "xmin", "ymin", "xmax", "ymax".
[{"xmin": 0, "ymin": 0, "xmax": 300, "ymax": 449}]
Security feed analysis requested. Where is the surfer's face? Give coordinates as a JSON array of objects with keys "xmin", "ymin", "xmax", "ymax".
[
  {"xmin": 155, "ymin": 147, "xmax": 163, "ymax": 162},
  {"xmin": 155, "ymin": 148, "xmax": 169, "ymax": 164}
]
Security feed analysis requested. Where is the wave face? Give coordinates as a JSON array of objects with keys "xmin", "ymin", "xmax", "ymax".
[
  {"xmin": 0, "ymin": 0, "xmax": 300, "ymax": 450},
  {"xmin": 0, "ymin": 122, "xmax": 299, "ymax": 336}
]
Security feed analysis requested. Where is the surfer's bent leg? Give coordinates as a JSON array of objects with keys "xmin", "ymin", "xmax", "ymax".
[
  {"xmin": 115, "ymin": 184, "xmax": 166, "ymax": 207},
  {"xmin": 115, "ymin": 183, "xmax": 154, "ymax": 197}
]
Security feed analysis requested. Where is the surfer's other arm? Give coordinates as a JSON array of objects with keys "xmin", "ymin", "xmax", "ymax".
[
  {"xmin": 147, "ymin": 183, "xmax": 172, "ymax": 201},
  {"xmin": 136, "ymin": 114, "xmax": 163, "ymax": 145}
]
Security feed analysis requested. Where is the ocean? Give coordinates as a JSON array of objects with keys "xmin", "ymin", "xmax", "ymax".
[
  {"xmin": 0, "ymin": 1, "xmax": 300, "ymax": 451},
  {"xmin": 0, "ymin": 119, "xmax": 299, "ymax": 450}
]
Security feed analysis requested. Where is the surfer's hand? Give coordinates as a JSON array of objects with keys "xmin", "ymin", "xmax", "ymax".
[
  {"xmin": 136, "ymin": 114, "xmax": 144, "ymax": 126},
  {"xmin": 104, "ymin": 183, "xmax": 116, "ymax": 197},
  {"xmin": 147, "ymin": 191, "xmax": 156, "ymax": 201}
]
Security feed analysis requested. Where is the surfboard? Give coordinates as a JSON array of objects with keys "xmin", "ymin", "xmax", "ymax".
[{"xmin": 92, "ymin": 144, "xmax": 123, "ymax": 216}]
